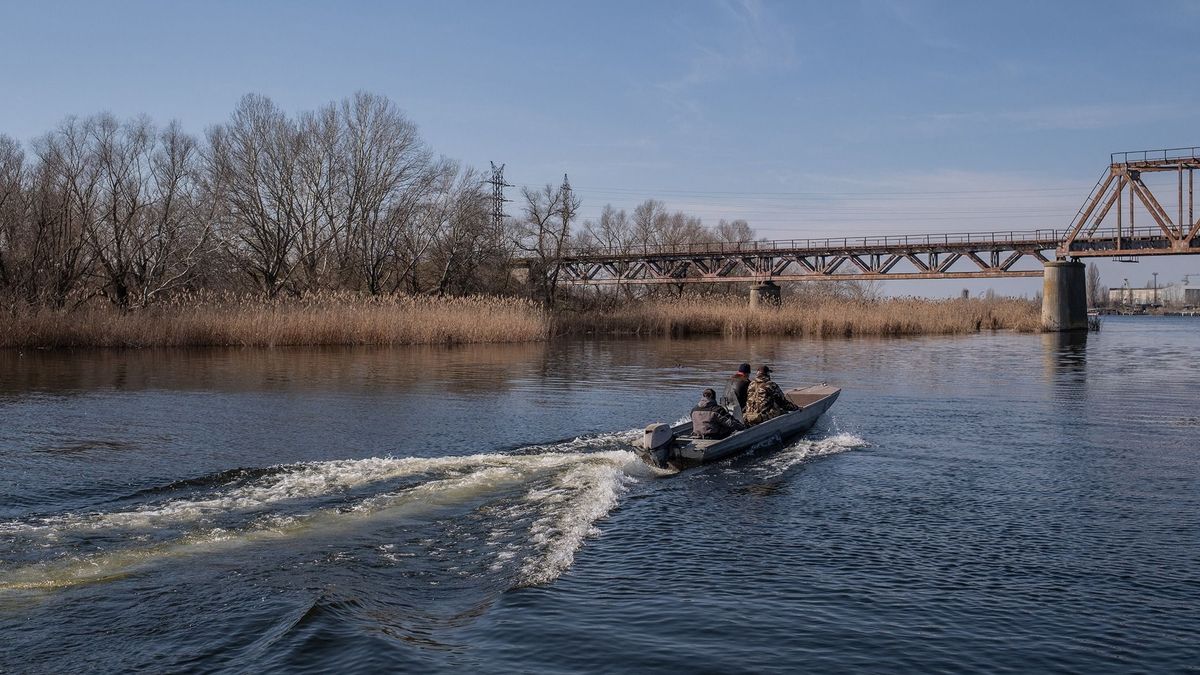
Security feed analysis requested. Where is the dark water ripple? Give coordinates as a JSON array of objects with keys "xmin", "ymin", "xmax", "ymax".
[{"xmin": 1, "ymin": 317, "xmax": 1199, "ymax": 673}]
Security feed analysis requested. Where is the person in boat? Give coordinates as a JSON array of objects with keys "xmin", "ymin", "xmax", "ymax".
[
  {"xmin": 691, "ymin": 388, "xmax": 746, "ymax": 440},
  {"xmin": 720, "ymin": 363, "xmax": 752, "ymax": 417},
  {"xmin": 743, "ymin": 365, "xmax": 799, "ymax": 426}
]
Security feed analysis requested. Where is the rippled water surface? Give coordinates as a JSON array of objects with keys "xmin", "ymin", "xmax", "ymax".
[{"xmin": 2, "ymin": 317, "xmax": 1198, "ymax": 673}]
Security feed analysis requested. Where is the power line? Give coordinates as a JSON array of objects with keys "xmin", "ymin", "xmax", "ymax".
[{"xmin": 510, "ymin": 182, "xmax": 1087, "ymax": 198}]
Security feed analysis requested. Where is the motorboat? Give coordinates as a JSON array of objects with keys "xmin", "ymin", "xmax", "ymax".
[{"xmin": 636, "ymin": 383, "xmax": 841, "ymax": 470}]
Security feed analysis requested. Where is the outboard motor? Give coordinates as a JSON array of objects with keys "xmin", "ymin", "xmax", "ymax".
[{"xmin": 641, "ymin": 423, "xmax": 674, "ymax": 468}]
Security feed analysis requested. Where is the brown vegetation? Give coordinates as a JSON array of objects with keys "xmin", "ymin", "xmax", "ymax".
[
  {"xmin": 1, "ymin": 293, "xmax": 548, "ymax": 348},
  {"xmin": 555, "ymin": 295, "xmax": 1041, "ymax": 338},
  {"xmin": 1, "ymin": 292, "xmax": 1040, "ymax": 349}
]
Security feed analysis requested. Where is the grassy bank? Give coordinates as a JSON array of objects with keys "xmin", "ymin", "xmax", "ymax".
[
  {"xmin": 1, "ymin": 293, "xmax": 549, "ymax": 348},
  {"xmin": 556, "ymin": 295, "xmax": 1041, "ymax": 337},
  {"xmin": 1, "ymin": 293, "xmax": 1041, "ymax": 349}
]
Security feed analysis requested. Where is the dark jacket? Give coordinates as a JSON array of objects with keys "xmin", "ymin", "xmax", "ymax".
[
  {"xmin": 721, "ymin": 374, "xmax": 750, "ymax": 410},
  {"xmin": 691, "ymin": 398, "xmax": 746, "ymax": 439}
]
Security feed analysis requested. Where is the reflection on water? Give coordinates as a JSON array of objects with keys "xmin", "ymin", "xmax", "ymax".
[
  {"xmin": 1041, "ymin": 329, "xmax": 1088, "ymax": 374},
  {"xmin": 1, "ymin": 318, "xmax": 1198, "ymax": 673},
  {"xmin": 0, "ymin": 343, "xmax": 553, "ymax": 395},
  {"xmin": 1042, "ymin": 330, "xmax": 1088, "ymax": 405}
]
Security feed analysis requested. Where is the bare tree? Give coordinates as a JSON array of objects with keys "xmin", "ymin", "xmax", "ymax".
[
  {"xmin": 84, "ymin": 113, "xmax": 156, "ymax": 307},
  {"xmin": 339, "ymin": 92, "xmax": 433, "ymax": 294},
  {"xmin": 513, "ymin": 180, "xmax": 580, "ymax": 305},
  {"xmin": 29, "ymin": 119, "xmax": 99, "ymax": 307},
  {"xmin": 207, "ymin": 95, "xmax": 301, "ymax": 298},
  {"xmin": 578, "ymin": 205, "xmax": 641, "ymax": 302},
  {"xmin": 291, "ymin": 103, "xmax": 344, "ymax": 292},
  {"xmin": 514, "ymin": 184, "xmax": 561, "ymax": 303},
  {"xmin": 1087, "ymin": 262, "xmax": 1102, "ymax": 307},
  {"xmin": 129, "ymin": 122, "xmax": 213, "ymax": 305},
  {"xmin": 0, "ymin": 135, "xmax": 26, "ymax": 294},
  {"xmin": 430, "ymin": 166, "xmax": 495, "ymax": 295},
  {"xmin": 631, "ymin": 199, "xmax": 666, "ymax": 250},
  {"xmin": 580, "ymin": 204, "xmax": 634, "ymax": 253},
  {"xmin": 714, "ymin": 218, "xmax": 754, "ymax": 244}
]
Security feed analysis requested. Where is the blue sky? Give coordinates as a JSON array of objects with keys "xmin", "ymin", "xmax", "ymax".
[{"xmin": 4, "ymin": 0, "xmax": 1200, "ymax": 295}]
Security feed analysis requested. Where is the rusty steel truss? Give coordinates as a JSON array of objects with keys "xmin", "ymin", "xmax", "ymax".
[
  {"xmin": 1062, "ymin": 147, "xmax": 1200, "ymax": 257},
  {"xmin": 554, "ymin": 230, "xmax": 1061, "ymax": 285},
  {"xmin": 539, "ymin": 147, "xmax": 1200, "ymax": 286}
]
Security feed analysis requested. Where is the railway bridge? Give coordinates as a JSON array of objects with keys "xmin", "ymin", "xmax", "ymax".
[{"xmin": 545, "ymin": 147, "xmax": 1200, "ymax": 330}]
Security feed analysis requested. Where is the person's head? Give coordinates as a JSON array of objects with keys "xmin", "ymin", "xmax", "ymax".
[
  {"xmin": 757, "ymin": 365, "xmax": 772, "ymax": 378},
  {"xmin": 736, "ymin": 363, "xmax": 751, "ymax": 376},
  {"xmin": 701, "ymin": 387, "xmax": 716, "ymax": 401}
]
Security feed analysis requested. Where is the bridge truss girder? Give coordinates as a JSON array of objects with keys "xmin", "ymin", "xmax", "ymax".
[
  {"xmin": 1062, "ymin": 149, "xmax": 1200, "ymax": 257},
  {"xmin": 557, "ymin": 247, "xmax": 1051, "ymax": 285}
]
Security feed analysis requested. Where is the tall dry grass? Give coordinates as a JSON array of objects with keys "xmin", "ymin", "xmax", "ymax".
[
  {"xmin": 555, "ymin": 295, "xmax": 1041, "ymax": 337},
  {"xmin": 1, "ymin": 292, "xmax": 1041, "ymax": 349},
  {"xmin": 2, "ymin": 292, "xmax": 549, "ymax": 349}
]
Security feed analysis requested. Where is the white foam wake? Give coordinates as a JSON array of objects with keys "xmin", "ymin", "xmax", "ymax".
[
  {"xmin": 519, "ymin": 457, "xmax": 636, "ymax": 585},
  {"xmin": 0, "ymin": 466, "xmax": 529, "ymax": 592},
  {"xmin": 755, "ymin": 432, "xmax": 869, "ymax": 477},
  {"xmin": 0, "ymin": 437, "xmax": 664, "ymax": 593},
  {"xmin": 0, "ymin": 432, "xmax": 645, "ymax": 538}
]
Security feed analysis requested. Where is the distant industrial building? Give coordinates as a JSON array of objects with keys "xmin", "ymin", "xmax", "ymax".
[{"xmin": 1108, "ymin": 282, "xmax": 1199, "ymax": 307}]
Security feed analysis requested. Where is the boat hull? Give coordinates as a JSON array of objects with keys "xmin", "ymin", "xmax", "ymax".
[{"xmin": 638, "ymin": 384, "xmax": 841, "ymax": 470}]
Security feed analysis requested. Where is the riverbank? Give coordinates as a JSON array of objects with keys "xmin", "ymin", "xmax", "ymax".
[
  {"xmin": 0, "ymin": 294, "xmax": 549, "ymax": 348},
  {"xmin": 1, "ymin": 294, "xmax": 1040, "ymax": 348},
  {"xmin": 555, "ymin": 296, "xmax": 1041, "ymax": 337}
]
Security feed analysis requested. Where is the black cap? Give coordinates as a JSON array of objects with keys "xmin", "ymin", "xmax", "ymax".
[
  {"xmin": 758, "ymin": 365, "xmax": 772, "ymax": 375},
  {"xmin": 702, "ymin": 388, "xmax": 716, "ymax": 399},
  {"xmin": 737, "ymin": 363, "xmax": 751, "ymax": 375}
]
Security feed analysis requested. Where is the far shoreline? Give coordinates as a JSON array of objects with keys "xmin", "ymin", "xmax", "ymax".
[{"xmin": 1, "ymin": 294, "xmax": 1042, "ymax": 350}]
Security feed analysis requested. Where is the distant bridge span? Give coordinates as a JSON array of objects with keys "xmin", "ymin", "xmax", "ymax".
[
  {"xmin": 547, "ymin": 147, "xmax": 1200, "ymax": 286},
  {"xmin": 553, "ymin": 226, "xmax": 1189, "ymax": 286},
  {"xmin": 555, "ymin": 229, "xmax": 1059, "ymax": 285}
]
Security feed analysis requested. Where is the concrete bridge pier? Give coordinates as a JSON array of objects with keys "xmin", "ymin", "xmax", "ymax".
[
  {"xmin": 750, "ymin": 280, "xmax": 782, "ymax": 309},
  {"xmin": 1041, "ymin": 260, "xmax": 1087, "ymax": 331}
]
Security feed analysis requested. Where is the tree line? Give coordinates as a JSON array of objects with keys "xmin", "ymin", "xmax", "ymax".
[{"xmin": 0, "ymin": 92, "xmax": 756, "ymax": 310}]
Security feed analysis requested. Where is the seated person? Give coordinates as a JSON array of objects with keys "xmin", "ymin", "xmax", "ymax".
[
  {"xmin": 720, "ymin": 362, "xmax": 752, "ymax": 420},
  {"xmin": 691, "ymin": 388, "xmax": 746, "ymax": 440},
  {"xmin": 743, "ymin": 365, "xmax": 799, "ymax": 426}
]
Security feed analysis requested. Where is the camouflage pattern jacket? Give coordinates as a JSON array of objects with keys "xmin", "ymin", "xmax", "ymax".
[{"xmin": 743, "ymin": 374, "xmax": 799, "ymax": 425}]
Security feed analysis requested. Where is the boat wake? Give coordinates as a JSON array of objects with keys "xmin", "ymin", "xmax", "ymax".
[
  {"xmin": 0, "ymin": 431, "xmax": 669, "ymax": 594},
  {"xmin": 753, "ymin": 432, "xmax": 869, "ymax": 478}
]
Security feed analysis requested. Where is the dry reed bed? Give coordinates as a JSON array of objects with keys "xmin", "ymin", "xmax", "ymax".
[
  {"xmin": 2, "ymin": 293, "xmax": 549, "ymax": 348},
  {"xmin": 557, "ymin": 296, "xmax": 1041, "ymax": 337},
  {"xmin": 2, "ymin": 293, "xmax": 1041, "ymax": 349}
]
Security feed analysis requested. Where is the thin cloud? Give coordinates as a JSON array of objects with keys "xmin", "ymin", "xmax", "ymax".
[
  {"xmin": 656, "ymin": 0, "xmax": 798, "ymax": 132},
  {"xmin": 874, "ymin": 0, "xmax": 965, "ymax": 51},
  {"xmin": 571, "ymin": 168, "xmax": 1093, "ymax": 240},
  {"xmin": 906, "ymin": 103, "xmax": 1189, "ymax": 133}
]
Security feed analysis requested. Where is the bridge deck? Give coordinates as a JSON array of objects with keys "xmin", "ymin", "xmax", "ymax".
[
  {"xmin": 539, "ymin": 226, "xmax": 1197, "ymax": 285},
  {"xmin": 558, "ymin": 229, "xmax": 1063, "ymax": 262}
]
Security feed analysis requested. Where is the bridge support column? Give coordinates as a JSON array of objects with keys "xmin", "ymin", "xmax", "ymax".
[
  {"xmin": 1041, "ymin": 260, "xmax": 1087, "ymax": 331},
  {"xmin": 750, "ymin": 281, "xmax": 781, "ymax": 309}
]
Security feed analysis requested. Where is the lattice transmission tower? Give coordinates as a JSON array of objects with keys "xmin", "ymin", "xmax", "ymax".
[
  {"xmin": 487, "ymin": 162, "xmax": 511, "ymax": 233},
  {"xmin": 560, "ymin": 173, "xmax": 575, "ymax": 246}
]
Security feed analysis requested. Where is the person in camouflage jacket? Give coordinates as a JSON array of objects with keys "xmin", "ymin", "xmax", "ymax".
[{"xmin": 743, "ymin": 365, "xmax": 798, "ymax": 426}]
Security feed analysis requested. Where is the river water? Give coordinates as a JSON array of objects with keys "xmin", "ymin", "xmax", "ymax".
[{"xmin": 1, "ymin": 317, "xmax": 1197, "ymax": 673}]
